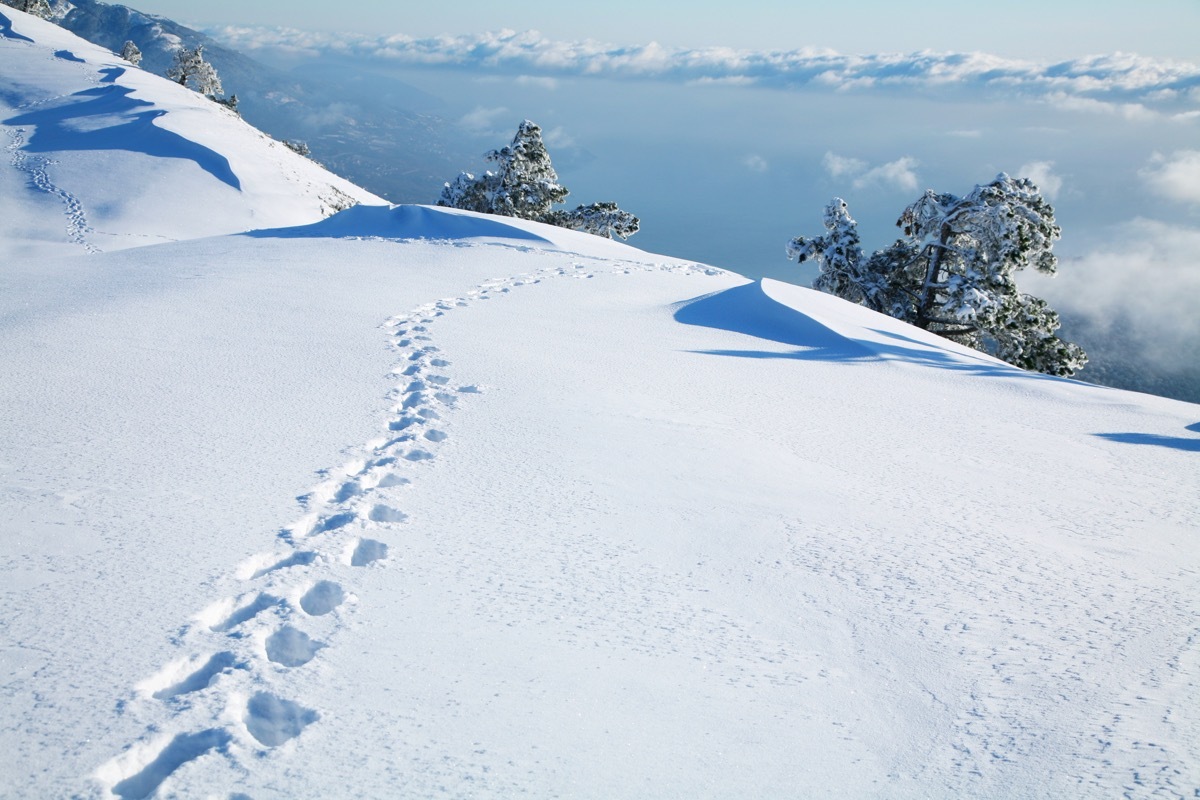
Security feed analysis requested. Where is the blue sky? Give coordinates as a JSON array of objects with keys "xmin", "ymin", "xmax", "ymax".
[{"xmin": 139, "ymin": 0, "xmax": 1199, "ymax": 61}]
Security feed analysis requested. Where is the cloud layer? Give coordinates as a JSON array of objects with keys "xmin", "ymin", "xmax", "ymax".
[
  {"xmin": 1032, "ymin": 219, "xmax": 1200, "ymax": 375},
  {"xmin": 211, "ymin": 26, "xmax": 1200, "ymax": 112}
]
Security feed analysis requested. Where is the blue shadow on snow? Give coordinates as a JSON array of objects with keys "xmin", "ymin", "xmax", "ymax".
[
  {"xmin": 54, "ymin": 49, "xmax": 85, "ymax": 62},
  {"xmin": 0, "ymin": 12, "xmax": 33, "ymax": 42},
  {"xmin": 245, "ymin": 204, "xmax": 553, "ymax": 243},
  {"xmin": 1094, "ymin": 429, "xmax": 1200, "ymax": 453},
  {"xmin": 3, "ymin": 84, "xmax": 241, "ymax": 190},
  {"xmin": 674, "ymin": 281, "xmax": 1036, "ymax": 379}
]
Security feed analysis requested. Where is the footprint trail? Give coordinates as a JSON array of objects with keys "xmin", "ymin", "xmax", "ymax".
[{"xmin": 95, "ymin": 250, "xmax": 721, "ymax": 796}]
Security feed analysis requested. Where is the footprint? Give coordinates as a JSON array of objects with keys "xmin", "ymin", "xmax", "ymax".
[
  {"xmin": 457, "ymin": 385, "xmax": 482, "ymax": 394},
  {"xmin": 265, "ymin": 626, "xmax": 324, "ymax": 667},
  {"xmin": 315, "ymin": 511, "xmax": 357, "ymax": 534},
  {"xmin": 299, "ymin": 581, "xmax": 344, "ymax": 616},
  {"xmin": 149, "ymin": 652, "xmax": 240, "ymax": 700},
  {"xmin": 423, "ymin": 430, "xmax": 448, "ymax": 443},
  {"xmin": 209, "ymin": 594, "xmax": 283, "ymax": 633},
  {"xmin": 332, "ymin": 481, "xmax": 361, "ymax": 503},
  {"xmin": 350, "ymin": 539, "xmax": 388, "ymax": 567},
  {"xmin": 109, "ymin": 729, "xmax": 232, "ymax": 800},
  {"xmin": 403, "ymin": 450, "xmax": 434, "ymax": 462},
  {"xmin": 426, "ymin": 375, "xmax": 450, "ymax": 386},
  {"xmin": 244, "ymin": 692, "xmax": 318, "ymax": 747},
  {"xmin": 249, "ymin": 551, "xmax": 317, "ymax": 580},
  {"xmin": 375, "ymin": 473, "xmax": 410, "ymax": 489},
  {"xmin": 368, "ymin": 505, "xmax": 407, "ymax": 523}
]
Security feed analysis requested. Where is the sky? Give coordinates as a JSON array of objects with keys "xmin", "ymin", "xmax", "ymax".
[{"xmin": 135, "ymin": 0, "xmax": 1200, "ymax": 61}]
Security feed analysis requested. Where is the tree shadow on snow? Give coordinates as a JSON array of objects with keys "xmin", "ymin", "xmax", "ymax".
[
  {"xmin": 674, "ymin": 281, "xmax": 1040, "ymax": 379},
  {"xmin": 4, "ymin": 84, "xmax": 241, "ymax": 190},
  {"xmin": 0, "ymin": 12, "xmax": 34, "ymax": 43},
  {"xmin": 1094, "ymin": 428, "xmax": 1200, "ymax": 453}
]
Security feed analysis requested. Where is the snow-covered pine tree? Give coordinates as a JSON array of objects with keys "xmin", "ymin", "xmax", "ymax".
[
  {"xmin": 167, "ymin": 45, "xmax": 223, "ymax": 99},
  {"xmin": 485, "ymin": 119, "xmax": 569, "ymax": 219},
  {"xmin": 789, "ymin": 174, "xmax": 1087, "ymax": 376},
  {"xmin": 544, "ymin": 202, "xmax": 640, "ymax": 240},
  {"xmin": 0, "ymin": 0, "xmax": 52, "ymax": 19},
  {"xmin": 439, "ymin": 120, "xmax": 569, "ymax": 220},
  {"xmin": 119, "ymin": 40, "xmax": 142, "ymax": 66},
  {"xmin": 787, "ymin": 198, "xmax": 866, "ymax": 304},
  {"xmin": 439, "ymin": 120, "xmax": 639, "ymax": 239}
]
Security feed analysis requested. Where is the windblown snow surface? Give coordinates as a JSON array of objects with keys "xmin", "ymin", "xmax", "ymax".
[{"xmin": 2, "ymin": 8, "xmax": 1200, "ymax": 799}]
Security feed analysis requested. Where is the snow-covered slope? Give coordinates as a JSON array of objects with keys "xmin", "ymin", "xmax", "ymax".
[
  {"xmin": 2, "ymin": 200, "xmax": 1198, "ymax": 798},
  {"xmin": 2, "ymin": 11, "xmax": 1199, "ymax": 800},
  {"xmin": 0, "ymin": 7, "xmax": 383, "ymax": 259}
]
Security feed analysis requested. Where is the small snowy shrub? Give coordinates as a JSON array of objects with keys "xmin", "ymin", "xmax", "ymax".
[
  {"xmin": 119, "ymin": 40, "xmax": 142, "ymax": 66},
  {"xmin": 283, "ymin": 139, "xmax": 311, "ymax": 158}
]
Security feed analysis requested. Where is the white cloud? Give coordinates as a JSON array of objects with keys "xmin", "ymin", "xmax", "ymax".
[
  {"xmin": 742, "ymin": 154, "xmax": 768, "ymax": 173},
  {"xmin": 460, "ymin": 106, "xmax": 510, "ymax": 134},
  {"xmin": 1140, "ymin": 150, "xmax": 1200, "ymax": 204},
  {"xmin": 824, "ymin": 152, "xmax": 918, "ymax": 192},
  {"xmin": 1043, "ymin": 92, "xmax": 1159, "ymax": 121},
  {"xmin": 542, "ymin": 126, "xmax": 575, "ymax": 148},
  {"xmin": 853, "ymin": 157, "xmax": 920, "ymax": 192},
  {"xmin": 1018, "ymin": 161, "xmax": 1063, "ymax": 200},
  {"xmin": 822, "ymin": 152, "xmax": 866, "ymax": 178},
  {"xmin": 515, "ymin": 75, "xmax": 558, "ymax": 90}
]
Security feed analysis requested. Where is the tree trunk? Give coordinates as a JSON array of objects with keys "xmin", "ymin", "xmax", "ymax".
[{"xmin": 915, "ymin": 220, "xmax": 953, "ymax": 329}]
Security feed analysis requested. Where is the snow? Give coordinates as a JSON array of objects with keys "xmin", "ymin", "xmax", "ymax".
[
  {"xmin": 0, "ymin": 8, "xmax": 381, "ymax": 261},
  {"xmin": 2, "ymin": 7, "xmax": 1199, "ymax": 799}
]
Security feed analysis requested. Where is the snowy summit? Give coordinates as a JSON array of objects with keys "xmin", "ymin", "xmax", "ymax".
[{"xmin": 1, "ymin": 7, "xmax": 1198, "ymax": 799}]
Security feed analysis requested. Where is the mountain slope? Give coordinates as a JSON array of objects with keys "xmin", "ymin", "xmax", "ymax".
[
  {"xmin": 2, "ymin": 12, "xmax": 1199, "ymax": 799},
  {"xmin": 1, "ymin": 202, "xmax": 1197, "ymax": 798},
  {"xmin": 50, "ymin": 0, "xmax": 465, "ymax": 203},
  {"xmin": 0, "ymin": 7, "xmax": 383, "ymax": 259}
]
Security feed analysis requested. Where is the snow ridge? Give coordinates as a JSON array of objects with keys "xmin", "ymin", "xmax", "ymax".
[{"xmin": 94, "ymin": 248, "xmax": 718, "ymax": 797}]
